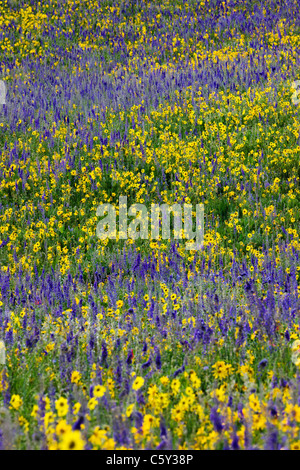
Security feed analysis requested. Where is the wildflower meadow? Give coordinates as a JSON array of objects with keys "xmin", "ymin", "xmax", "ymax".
[{"xmin": 1, "ymin": 0, "xmax": 300, "ymax": 451}]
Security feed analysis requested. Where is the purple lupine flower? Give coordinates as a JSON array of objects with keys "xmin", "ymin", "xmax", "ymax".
[
  {"xmin": 258, "ymin": 358, "xmax": 268, "ymax": 369},
  {"xmin": 141, "ymin": 358, "xmax": 152, "ymax": 369},
  {"xmin": 137, "ymin": 390, "xmax": 145, "ymax": 406},
  {"xmin": 237, "ymin": 403, "xmax": 244, "ymax": 421},
  {"xmin": 271, "ymin": 376, "xmax": 278, "ymax": 389},
  {"xmin": 264, "ymin": 429, "xmax": 279, "ymax": 450},
  {"xmin": 115, "ymin": 358, "xmax": 123, "ymax": 387},
  {"xmin": 155, "ymin": 351, "xmax": 161, "ymax": 370},
  {"xmin": 160, "ymin": 416, "xmax": 167, "ymax": 440},
  {"xmin": 285, "ymin": 330, "xmax": 290, "ymax": 341},
  {"xmin": 126, "ymin": 349, "xmax": 134, "ymax": 366},
  {"xmin": 231, "ymin": 433, "xmax": 239, "ymax": 450},
  {"xmin": 101, "ymin": 342, "xmax": 108, "ymax": 367},
  {"xmin": 156, "ymin": 440, "xmax": 168, "ymax": 450},
  {"xmin": 119, "ymin": 377, "xmax": 130, "ymax": 399},
  {"xmin": 269, "ymin": 406, "xmax": 278, "ymax": 419},
  {"xmin": 280, "ymin": 378, "xmax": 288, "ymax": 388},
  {"xmin": 210, "ymin": 406, "xmax": 223, "ymax": 433},
  {"xmin": 132, "ymin": 254, "xmax": 141, "ymax": 273},
  {"xmin": 131, "ymin": 411, "xmax": 143, "ymax": 430},
  {"xmin": 72, "ymin": 414, "xmax": 84, "ymax": 431},
  {"xmin": 173, "ymin": 364, "xmax": 185, "ymax": 377}
]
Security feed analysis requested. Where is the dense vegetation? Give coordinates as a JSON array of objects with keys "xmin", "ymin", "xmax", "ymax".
[{"xmin": 0, "ymin": 0, "xmax": 300, "ymax": 450}]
